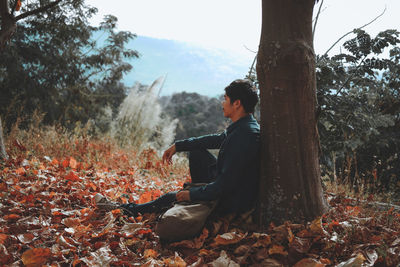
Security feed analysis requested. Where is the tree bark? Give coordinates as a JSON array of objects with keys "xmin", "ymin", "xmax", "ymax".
[
  {"xmin": 0, "ymin": 118, "xmax": 8, "ymax": 160},
  {"xmin": 256, "ymin": 0, "xmax": 328, "ymax": 226},
  {"xmin": 0, "ymin": 0, "xmax": 17, "ymax": 50}
]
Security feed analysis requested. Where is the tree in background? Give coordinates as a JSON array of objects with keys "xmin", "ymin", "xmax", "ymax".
[
  {"xmin": 160, "ymin": 92, "xmax": 227, "ymax": 140},
  {"xmin": 0, "ymin": 0, "xmax": 138, "ymax": 132},
  {"xmin": 0, "ymin": 0, "xmax": 63, "ymax": 159},
  {"xmin": 317, "ymin": 29, "xmax": 400, "ymax": 195},
  {"xmin": 256, "ymin": 0, "xmax": 328, "ymax": 225}
]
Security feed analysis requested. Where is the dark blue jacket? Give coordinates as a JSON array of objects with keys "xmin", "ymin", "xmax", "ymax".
[{"xmin": 175, "ymin": 114, "xmax": 260, "ymax": 214}]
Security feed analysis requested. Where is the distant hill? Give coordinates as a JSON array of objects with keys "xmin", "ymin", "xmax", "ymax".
[{"xmin": 123, "ymin": 35, "xmax": 255, "ymax": 97}]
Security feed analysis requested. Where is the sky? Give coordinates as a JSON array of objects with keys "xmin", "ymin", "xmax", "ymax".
[{"xmin": 85, "ymin": 0, "xmax": 400, "ymax": 95}]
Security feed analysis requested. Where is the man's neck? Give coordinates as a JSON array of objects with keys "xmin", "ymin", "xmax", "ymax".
[{"xmin": 230, "ymin": 112, "xmax": 250, "ymax": 123}]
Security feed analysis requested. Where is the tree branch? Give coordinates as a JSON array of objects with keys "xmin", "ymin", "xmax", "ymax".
[
  {"xmin": 318, "ymin": 7, "xmax": 386, "ymax": 60},
  {"xmin": 15, "ymin": 0, "xmax": 62, "ymax": 21},
  {"xmin": 312, "ymin": 0, "xmax": 324, "ymax": 41}
]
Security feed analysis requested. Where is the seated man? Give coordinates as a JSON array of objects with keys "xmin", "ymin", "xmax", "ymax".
[{"xmin": 97, "ymin": 79, "xmax": 260, "ymax": 216}]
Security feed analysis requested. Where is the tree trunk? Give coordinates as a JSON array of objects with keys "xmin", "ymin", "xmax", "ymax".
[
  {"xmin": 0, "ymin": 118, "xmax": 8, "ymax": 160},
  {"xmin": 256, "ymin": 0, "xmax": 328, "ymax": 226},
  {"xmin": 0, "ymin": 0, "xmax": 17, "ymax": 50}
]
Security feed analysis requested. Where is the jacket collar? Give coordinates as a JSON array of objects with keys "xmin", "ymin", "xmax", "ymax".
[{"xmin": 226, "ymin": 114, "xmax": 255, "ymax": 135}]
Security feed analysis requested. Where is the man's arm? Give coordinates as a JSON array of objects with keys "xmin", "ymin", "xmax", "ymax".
[
  {"xmin": 162, "ymin": 132, "xmax": 226, "ymax": 164},
  {"xmin": 175, "ymin": 132, "xmax": 226, "ymax": 152}
]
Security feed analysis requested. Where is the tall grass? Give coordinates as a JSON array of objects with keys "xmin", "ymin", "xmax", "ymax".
[{"xmin": 112, "ymin": 76, "xmax": 178, "ymax": 152}]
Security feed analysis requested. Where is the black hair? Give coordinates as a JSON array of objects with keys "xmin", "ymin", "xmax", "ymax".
[{"xmin": 224, "ymin": 79, "xmax": 258, "ymax": 113}]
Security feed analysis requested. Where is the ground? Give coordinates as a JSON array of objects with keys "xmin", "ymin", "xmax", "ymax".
[{"xmin": 0, "ymin": 135, "xmax": 400, "ymax": 266}]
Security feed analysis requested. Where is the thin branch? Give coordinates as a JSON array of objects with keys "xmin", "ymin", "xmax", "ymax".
[
  {"xmin": 312, "ymin": 0, "xmax": 324, "ymax": 41},
  {"xmin": 243, "ymin": 44, "xmax": 257, "ymax": 54},
  {"xmin": 334, "ymin": 54, "xmax": 368, "ymax": 97},
  {"xmin": 247, "ymin": 53, "xmax": 258, "ymax": 80},
  {"xmin": 318, "ymin": 7, "xmax": 386, "ymax": 60},
  {"xmin": 15, "ymin": 0, "xmax": 62, "ymax": 21}
]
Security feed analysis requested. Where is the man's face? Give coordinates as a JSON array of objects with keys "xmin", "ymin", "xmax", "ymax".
[{"xmin": 222, "ymin": 94, "xmax": 234, "ymax": 118}]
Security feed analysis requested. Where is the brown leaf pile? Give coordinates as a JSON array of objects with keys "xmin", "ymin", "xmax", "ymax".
[{"xmin": 1, "ymin": 139, "xmax": 400, "ymax": 266}]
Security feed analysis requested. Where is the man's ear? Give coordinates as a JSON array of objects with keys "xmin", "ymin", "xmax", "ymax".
[{"xmin": 233, "ymin": 99, "xmax": 241, "ymax": 109}]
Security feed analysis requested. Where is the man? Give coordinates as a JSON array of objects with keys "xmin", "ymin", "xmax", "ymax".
[{"xmin": 97, "ymin": 79, "xmax": 260, "ymax": 216}]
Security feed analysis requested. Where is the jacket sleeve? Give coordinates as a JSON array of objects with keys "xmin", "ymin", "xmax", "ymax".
[
  {"xmin": 175, "ymin": 131, "xmax": 226, "ymax": 152},
  {"xmin": 188, "ymin": 129, "xmax": 259, "ymax": 201}
]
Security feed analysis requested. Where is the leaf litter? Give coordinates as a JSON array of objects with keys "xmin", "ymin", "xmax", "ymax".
[{"xmin": 1, "ymin": 139, "xmax": 400, "ymax": 266}]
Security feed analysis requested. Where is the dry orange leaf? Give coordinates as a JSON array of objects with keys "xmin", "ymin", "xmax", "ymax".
[
  {"xmin": 21, "ymin": 248, "xmax": 51, "ymax": 266},
  {"xmin": 268, "ymin": 245, "xmax": 288, "ymax": 256},
  {"xmin": 65, "ymin": 171, "xmax": 80, "ymax": 182},
  {"xmin": 50, "ymin": 158, "xmax": 59, "ymax": 166},
  {"xmin": 3, "ymin": 214, "xmax": 21, "ymax": 221},
  {"xmin": 0, "ymin": 233, "xmax": 7, "ymax": 245},
  {"xmin": 69, "ymin": 157, "xmax": 78, "ymax": 169},
  {"xmin": 138, "ymin": 190, "xmax": 161, "ymax": 204},
  {"xmin": 310, "ymin": 216, "xmax": 326, "ymax": 235},
  {"xmin": 163, "ymin": 252, "xmax": 187, "ymax": 267},
  {"xmin": 15, "ymin": 167, "xmax": 25, "ymax": 175},
  {"xmin": 293, "ymin": 258, "xmax": 325, "ymax": 267},
  {"xmin": 143, "ymin": 248, "xmax": 159, "ymax": 259},
  {"xmin": 112, "ymin": 209, "xmax": 122, "ymax": 215},
  {"xmin": 62, "ymin": 158, "xmax": 69, "ymax": 168},
  {"xmin": 61, "ymin": 217, "xmax": 81, "ymax": 227}
]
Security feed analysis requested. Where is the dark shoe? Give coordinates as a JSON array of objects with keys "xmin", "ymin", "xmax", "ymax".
[{"xmin": 120, "ymin": 203, "xmax": 139, "ymax": 217}]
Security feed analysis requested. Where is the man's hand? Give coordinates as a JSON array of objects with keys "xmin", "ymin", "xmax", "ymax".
[
  {"xmin": 162, "ymin": 144, "xmax": 176, "ymax": 165},
  {"xmin": 176, "ymin": 190, "xmax": 191, "ymax": 202}
]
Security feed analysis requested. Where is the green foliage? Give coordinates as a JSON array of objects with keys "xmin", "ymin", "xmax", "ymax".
[
  {"xmin": 317, "ymin": 29, "xmax": 400, "ymax": 195},
  {"xmin": 0, "ymin": 0, "xmax": 138, "ymax": 130},
  {"xmin": 160, "ymin": 92, "xmax": 227, "ymax": 140}
]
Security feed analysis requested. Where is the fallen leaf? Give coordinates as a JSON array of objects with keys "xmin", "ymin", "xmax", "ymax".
[
  {"xmin": 0, "ymin": 234, "xmax": 7, "ymax": 245},
  {"xmin": 260, "ymin": 258, "xmax": 284, "ymax": 266},
  {"xmin": 69, "ymin": 157, "xmax": 78, "ymax": 169},
  {"xmin": 65, "ymin": 171, "xmax": 80, "ymax": 182},
  {"xmin": 289, "ymin": 237, "xmax": 312, "ymax": 254},
  {"xmin": 62, "ymin": 158, "xmax": 69, "ymax": 168},
  {"xmin": 336, "ymin": 253, "xmax": 365, "ymax": 267},
  {"xmin": 293, "ymin": 258, "xmax": 325, "ymax": 267},
  {"xmin": 17, "ymin": 233, "xmax": 35, "ymax": 244},
  {"xmin": 163, "ymin": 252, "xmax": 187, "ymax": 267},
  {"xmin": 144, "ymin": 249, "xmax": 159, "ymax": 259},
  {"xmin": 309, "ymin": 217, "xmax": 326, "ymax": 235},
  {"xmin": 112, "ymin": 209, "xmax": 122, "ymax": 215},
  {"xmin": 252, "ymin": 233, "xmax": 272, "ymax": 247},
  {"xmin": 3, "ymin": 214, "xmax": 21, "ymax": 221},
  {"xmin": 21, "ymin": 248, "xmax": 52, "ymax": 267},
  {"xmin": 234, "ymin": 244, "xmax": 251, "ymax": 256},
  {"xmin": 268, "ymin": 245, "xmax": 288, "ymax": 256},
  {"xmin": 61, "ymin": 217, "xmax": 81, "ymax": 227},
  {"xmin": 214, "ymin": 232, "xmax": 247, "ymax": 246},
  {"xmin": 143, "ymin": 258, "xmax": 164, "ymax": 267},
  {"xmin": 15, "ymin": 167, "xmax": 25, "ymax": 175},
  {"xmin": 209, "ymin": 250, "xmax": 239, "ymax": 267},
  {"xmin": 50, "ymin": 158, "xmax": 59, "ymax": 166}
]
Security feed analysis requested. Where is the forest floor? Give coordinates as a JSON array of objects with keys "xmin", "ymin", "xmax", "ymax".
[{"xmin": 1, "ymin": 133, "xmax": 400, "ymax": 266}]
